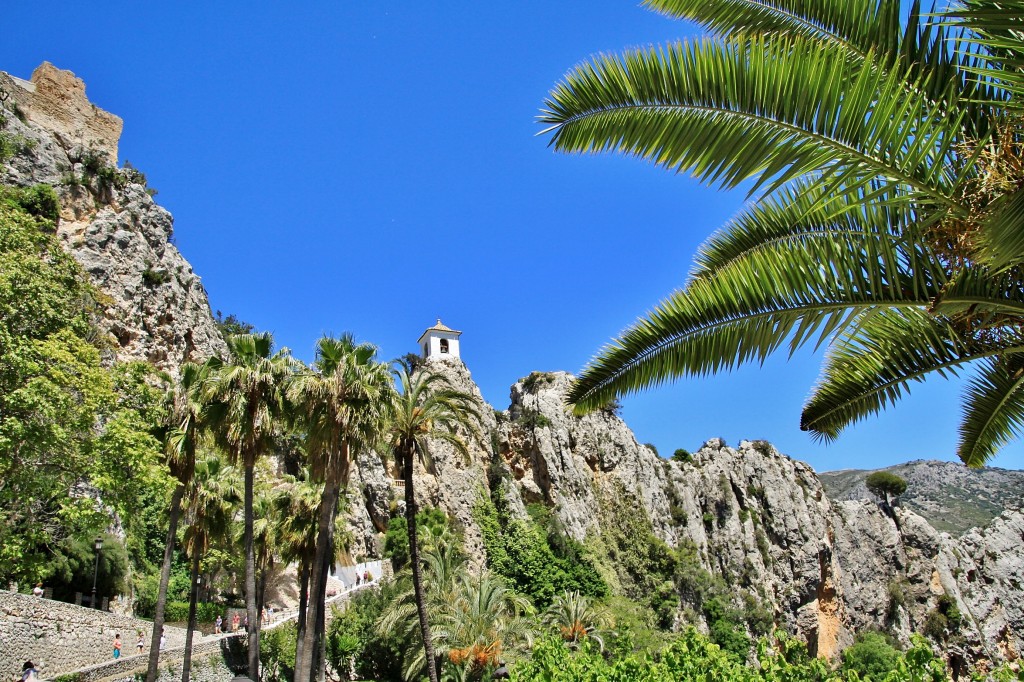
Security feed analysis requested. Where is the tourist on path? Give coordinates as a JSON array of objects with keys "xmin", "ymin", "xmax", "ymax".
[
  {"xmin": 22, "ymin": 661, "xmax": 38, "ymax": 682},
  {"xmin": 159, "ymin": 628, "xmax": 166, "ymax": 652},
  {"xmin": 113, "ymin": 633, "xmax": 121, "ymax": 659},
  {"xmin": 232, "ymin": 612, "xmax": 240, "ymax": 632},
  {"xmin": 215, "ymin": 614, "xmax": 222, "ymax": 634},
  {"xmin": 136, "ymin": 632, "xmax": 144, "ymax": 654},
  {"xmin": 32, "ymin": 583, "xmax": 43, "ymax": 598}
]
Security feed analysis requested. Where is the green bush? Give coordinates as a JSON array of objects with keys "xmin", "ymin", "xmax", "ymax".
[
  {"xmin": 0, "ymin": 185, "xmax": 60, "ymax": 225},
  {"xmin": 260, "ymin": 621, "xmax": 297, "ymax": 682},
  {"xmin": 475, "ymin": 490, "xmax": 607, "ymax": 608},
  {"xmin": 671, "ymin": 448, "xmax": 692, "ymax": 463},
  {"xmin": 842, "ymin": 631, "xmax": 901, "ymax": 680},
  {"xmin": 327, "ymin": 586, "xmax": 404, "ymax": 682},
  {"xmin": 163, "ymin": 601, "xmax": 223, "ymax": 624}
]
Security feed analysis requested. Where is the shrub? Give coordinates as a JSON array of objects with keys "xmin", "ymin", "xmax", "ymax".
[
  {"xmin": 260, "ymin": 621, "xmax": 296, "ymax": 682},
  {"xmin": 842, "ymin": 631, "xmax": 901, "ymax": 679},
  {"xmin": 0, "ymin": 184, "xmax": 60, "ymax": 225},
  {"xmin": 671, "ymin": 448, "xmax": 692, "ymax": 463},
  {"xmin": 141, "ymin": 267, "xmax": 170, "ymax": 287},
  {"xmin": 645, "ymin": 443, "xmax": 659, "ymax": 457}
]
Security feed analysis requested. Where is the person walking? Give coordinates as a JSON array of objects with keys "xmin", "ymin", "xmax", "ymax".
[
  {"xmin": 113, "ymin": 633, "xmax": 121, "ymax": 659},
  {"xmin": 231, "ymin": 612, "xmax": 240, "ymax": 633},
  {"xmin": 136, "ymin": 632, "xmax": 144, "ymax": 654},
  {"xmin": 159, "ymin": 628, "xmax": 167, "ymax": 653},
  {"xmin": 21, "ymin": 661, "xmax": 38, "ymax": 682},
  {"xmin": 214, "ymin": 614, "xmax": 222, "ymax": 634}
]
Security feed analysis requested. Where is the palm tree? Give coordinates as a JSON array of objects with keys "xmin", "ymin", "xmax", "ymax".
[
  {"xmin": 542, "ymin": 590, "xmax": 612, "ymax": 652},
  {"xmin": 379, "ymin": 544, "xmax": 532, "ymax": 682},
  {"xmin": 181, "ymin": 453, "xmax": 240, "ymax": 682},
  {"xmin": 541, "ymin": 0, "xmax": 1024, "ymax": 467},
  {"xmin": 205, "ymin": 332, "xmax": 294, "ymax": 679},
  {"xmin": 289, "ymin": 335, "xmax": 392, "ymax": 682},
  {"xmin": 385, "ymin": 361, "xmax": 479, "ymax": 682},
  {"xmin": 146, "ymin": 361, "xmax": 209, "ymax": 682},
  {"xmin": 435, "ymin": 572, "xmax": 534, "ymax": 681}
]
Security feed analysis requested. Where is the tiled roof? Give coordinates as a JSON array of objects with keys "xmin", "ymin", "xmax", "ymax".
[{"xmin": 418, "ymin": 318, "xmax": 462, "ymax": 342}]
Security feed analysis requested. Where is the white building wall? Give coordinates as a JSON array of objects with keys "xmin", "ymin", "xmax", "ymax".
[{"xmin": 425, "ymin": 333, "xmax": 460, "ymax": 359}]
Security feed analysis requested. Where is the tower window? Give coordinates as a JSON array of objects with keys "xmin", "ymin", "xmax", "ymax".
[{"xmin": 440, "ymin": 339, "xmax": 449, "ymax": 353}]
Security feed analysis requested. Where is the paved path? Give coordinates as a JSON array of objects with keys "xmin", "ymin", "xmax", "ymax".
[{"xmin": 46, "ymin": 580, "xmax": 379, "ymax": 682}]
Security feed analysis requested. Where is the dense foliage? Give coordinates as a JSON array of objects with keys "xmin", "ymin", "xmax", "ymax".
[
  {"xmin": 0, "ymin": 190, "xmax": 169, "ymax": 595},
  {"xmin": 475, "ymin": 489, "xmax": 607, "ymax": 608},
  {"xmin": 512, "ymin": 630, "xmax": 956, "ymax": 682}
]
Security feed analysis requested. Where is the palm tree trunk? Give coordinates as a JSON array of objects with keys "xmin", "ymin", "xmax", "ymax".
[
  {"xmin": 146, "ymin": 483, "xmax": 186, "ymax": 682},
  {"xmin": 404, "ymin": 445, "xmax": 439, "ymax": 682},
  {"xmin": 181, "ymin": 546, "xmax": 202, "ymax": 682},
  {"xmin": 295, "ymin": 480, "xmax": 340, "ymax": 682},
  {"xmin": 313, "ymin": 551, "xmax": 330, "ymax": 682},
  {"xmin": 244, "ymin": 464, "xmax": 260, "ymax": 680},
  {"xmin": 295, "ymin": 561, "xmax": 309, "ymax": 673}
]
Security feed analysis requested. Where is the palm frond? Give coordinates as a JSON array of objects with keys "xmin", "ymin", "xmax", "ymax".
[
  {"xmin": 541, "ymin": 35, "xmax": 966, "ymax": 205},
  {"xmin": 799, "ymin": 308, "xmax": 1010, "ymax": 439},
  {"xmin": 958, "ymin": 354, "xmax": 1024, "ymax": 466},
  {"xmin": 569, "ymin": 229, "xmax": 944, "ymax": 413}
]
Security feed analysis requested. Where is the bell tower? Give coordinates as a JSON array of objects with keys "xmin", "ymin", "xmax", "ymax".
[{"xmin": 418, "ymin": 319, "xmax": 462, "ymax": 360}]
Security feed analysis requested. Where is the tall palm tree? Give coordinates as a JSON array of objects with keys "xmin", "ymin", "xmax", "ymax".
[
  {"xmin": 181, "ymin": 453, "xmax": 240, "ymax": 682},
  {"xmin": 541, "ymin": 0, "xmax": 1024, "ymax": 467},
  {"xmin": 205, "ymin": 332, "xmax": 294, "ymax": 679},
  {"xmin": 146, "ymin": 361, "xmax": 210, "ymax": 682},
  {"xmin": 385, "ymin": 361, "xmax": 479, "ymax": 682},
  {"xmin": 275, "ymin": 473, "xmax": 352, "ymax": 675},
  {"xmin": 289, "ymin": 335, "xmax": 392, "ymax": 682}
]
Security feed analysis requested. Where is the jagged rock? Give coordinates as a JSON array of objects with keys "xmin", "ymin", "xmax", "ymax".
[{"xmin": 0, "ymin": 63, "xmax": 226, "ymax": 373}]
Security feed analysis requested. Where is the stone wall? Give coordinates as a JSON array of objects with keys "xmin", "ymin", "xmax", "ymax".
[{"xmin": 0, "ymin": 591, "xmax": 187, "ymax": 681}]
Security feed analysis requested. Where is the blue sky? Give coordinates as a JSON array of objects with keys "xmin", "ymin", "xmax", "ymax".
[{"xmin": 4, "ymin": 2, "xmax": 1020, "ymax": 473}]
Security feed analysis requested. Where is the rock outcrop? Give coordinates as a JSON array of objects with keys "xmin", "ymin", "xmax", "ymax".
[
  {"xmin": 0, "ymin": 63, "xmax": 225, "ymax": 373},
  {"xmin": 348, "ymin": 365, "xmax": 1023, "ymax": 669}
]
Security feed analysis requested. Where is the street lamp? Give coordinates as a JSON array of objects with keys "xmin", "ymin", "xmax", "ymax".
[{"xmin": 91, "ymin": 536, "xmax": 103, "ymax": 609}]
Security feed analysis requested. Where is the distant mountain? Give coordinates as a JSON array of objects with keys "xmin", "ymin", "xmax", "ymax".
[{"xmin": 819, "ymin": 460, "xmax": 1024, "ymax": 535}]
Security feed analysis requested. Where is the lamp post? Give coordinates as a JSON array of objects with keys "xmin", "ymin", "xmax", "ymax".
[{"xmin": 91, "ymin": 536, "xmax": 103, "ymax": 609}]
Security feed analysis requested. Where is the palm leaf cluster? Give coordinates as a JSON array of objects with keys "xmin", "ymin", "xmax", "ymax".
[
  {"xmin": 148, "ymin": 329, "xmax": 481, "ymax": 682},
  {"xmin": 542, "ymin": 0, "xmax": 1024, "ymax": 466}
]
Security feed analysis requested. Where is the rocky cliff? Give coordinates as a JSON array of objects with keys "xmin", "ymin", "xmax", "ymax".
[
  {"xmin": 0, "ymin": 63, "xmax": 225, "ymax": 372},
  {"xmin": 4, "ymin": 63, "xmax": 1019, "ymax": 671},
  {"xmin": 347, "ymin": 363, "xmax": 1024, "ymax": 669},
  {"xmin": 821, "ymin": 460, "xmax": 1024, "ymax": 535}
]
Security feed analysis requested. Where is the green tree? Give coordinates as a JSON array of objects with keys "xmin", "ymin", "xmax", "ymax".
[
  {"xmin": 385, "ymin": 361, "xmax": 479, "ymax": 682},
  {"xmin": 866, "ymin": 471, "xmax": 909, "ymax": 508},
  {"xmin": 289, "ymin": 334, "xmax": 392, "ymax": 682},
  {"xmin": 543, "ymin": 0, "xmax": 1024, "ymax": 467},
  {"xmin": 842, "ymin": 631, "xmax": 901, "ymax": 680},
  {"xmin": 205, "ymin": 332, "xmax": 294, "ymax": 680},
  {"xmin": 0, "ymin": 195, "xmax": 114, "ymax": 584}
]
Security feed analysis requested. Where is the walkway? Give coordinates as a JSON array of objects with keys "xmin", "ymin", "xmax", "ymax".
[{"xmin": 43, "ymin": 579, "xmax": 380, "ymax": 682}]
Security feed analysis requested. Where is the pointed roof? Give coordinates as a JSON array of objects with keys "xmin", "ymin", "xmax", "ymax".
[{"xmin": 417, "ymin": 318, "xmax": 462, "ymax": 344}]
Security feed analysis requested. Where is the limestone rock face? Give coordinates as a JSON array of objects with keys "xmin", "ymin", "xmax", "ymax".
[
  {"xmin": 0, "ymin": 64, "xmax": 226, "ymax": 372},
  {"xmin": 352, "ymin": 368, "xmax": 1024, "ymax": 668}
]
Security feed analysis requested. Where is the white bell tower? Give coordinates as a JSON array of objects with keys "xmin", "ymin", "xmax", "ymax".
[{"xmin": 418, "ymin": 319, "xmax": 462, "ymax": 360}]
